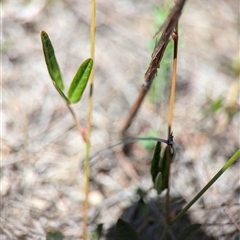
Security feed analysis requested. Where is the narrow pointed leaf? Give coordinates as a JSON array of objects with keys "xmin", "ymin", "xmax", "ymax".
[
  {"xmin": 41, "ymin": 31, "xmax": 64, "ymax": 91},
  {"xmin": 154, "ymin": 172, "xmax": 163, "ymax": 195},
  {"xmin": 115, "ymin": 219, "xmax": 139, "ymax": 240},
  {"xmin": 176, "ymin": 224, "xmax": 201, "ymax": 240},
  {"xmin": 46, "ymin": 230, "xmax": 64, "ymax": 240},
  {"xmin": 150, "ymin": 142, "xmax": 161, "ymax": 183},
  {"xmin": 159, "ymin": 146, "xmax": 170, "ymax": 190},
  {"xmin": 68, "ymin": 58, "xmax": 93, "ymax": 103}
]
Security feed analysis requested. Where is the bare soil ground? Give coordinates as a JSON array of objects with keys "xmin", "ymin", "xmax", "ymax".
[{"xmin": 2, "ymin": 0, "xmax": 239, "ymax": 239}]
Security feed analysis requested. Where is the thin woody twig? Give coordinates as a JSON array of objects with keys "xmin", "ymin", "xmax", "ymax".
[{"xmin": 121, "ymin": 0, "xmax": 186, "ymax": 134}]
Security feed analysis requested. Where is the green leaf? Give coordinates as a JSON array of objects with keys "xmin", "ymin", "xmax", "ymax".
[
  {"xmin": 46, "ymin": 230, "xmax": 64, "ymax": 240},
  {"xmin": 159, "ymin": 146, "xmax": 170, "ymax": 191},
  {"xmin": 115, "ymin": 219, "xmax": 139, "ymax": 240},
  {"xmin": 176, "ymin": 224, "xmax": 201, "ymax": 240},
  {"xmin": 150, "ymin": 142, "xmax": 161, "ymax": 183},
  {"xmin": 68, "ymin": 58, "xmax": 93, "ymax": 103},
  {"xmin": 88, "ymin": 224, "xmax": 103, "ymax": 240},
  {"xmin": 154, "ymin": 172, "xmax": 162, "ymax": 195},
  {"xmin": 41, "ymin": 31, "xmax": 64, "ymax": 91}
]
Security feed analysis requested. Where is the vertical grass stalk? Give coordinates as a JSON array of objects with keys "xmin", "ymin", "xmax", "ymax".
[
  {"xmin": 167, "ymin": 24, "xmax": 178, "ymax": 136},
  {"xmin": 83, "ymin": 0, "xmax": 96, "ymax": 239},
  {"xmin": 166, "ymin": 23, "xmax": 179, "ymax": 225}
]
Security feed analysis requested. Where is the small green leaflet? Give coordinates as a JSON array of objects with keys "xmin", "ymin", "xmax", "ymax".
[
  {"xmin": 41, "ymin": 31, "xmax": 64, "ymax": 91},
  {"xmin": 150, "ymin": 143, "xmax": 171, "ymax": 192},
  {"xmin": 154, "ymin": 172, "xmax": 163, "ymax": 195},
  {"xmin": 68, "ymin": 58, "xmax": 93, "ymax": 103},
  {"xmin": 150, "ymin": 142, "xmax": 161, "ymax": 183},
  {"xmin": 159, "ymin": 146, "xmax": 170, "ymax": 191}
]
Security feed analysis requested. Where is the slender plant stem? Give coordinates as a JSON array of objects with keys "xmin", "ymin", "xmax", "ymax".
[
  {"xmin": 52, "ymin": 81, "xmax": 87, "ymax": 142},
  {"xmin": 83, "ymin": 0, "xmax": 96, "ymax": 239},
  {"xmin": 167, "ymin": 25, "xmax": 178, "ymax": 136},
  {"xmin": 160, "ymin": 149, "xmax": 240, "ymax": 239},
  {"xmin": 165, "ymin": 23, "xmax": 179, "ymax": 226},
  {"xmin": 66, "ymin": 103, "xmax": 87, "ymax": 142},
  {"xmin": 88, "ymin": 136, "xmax": 174, "ymax": 166},
  {"xmin": 165, "ymin": 148, "xmax": 171, "ymax": 225}
]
